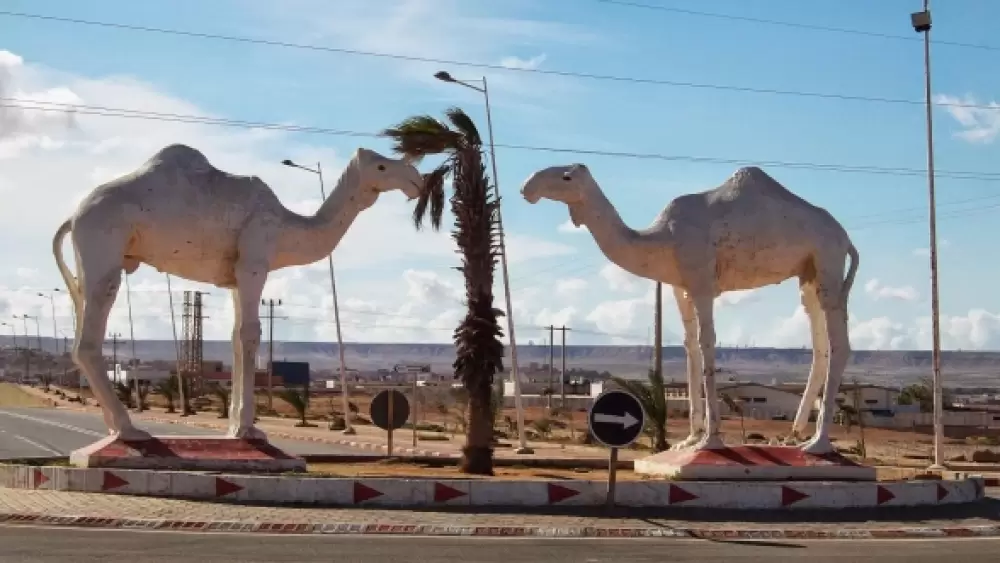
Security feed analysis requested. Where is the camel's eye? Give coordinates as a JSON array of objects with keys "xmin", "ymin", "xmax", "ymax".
[
  {"xmin": 562, "ymin": 174, "xmax": 571, "ymax": 181},
  {"xmin": 377, "ymin": 164, "xmax": 386, "ymax": 171}
]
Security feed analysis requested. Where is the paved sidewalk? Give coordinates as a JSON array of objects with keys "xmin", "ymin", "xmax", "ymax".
[{"xmin": 2, "ymin": 488, "xmax": 1000, "ymax": 539}]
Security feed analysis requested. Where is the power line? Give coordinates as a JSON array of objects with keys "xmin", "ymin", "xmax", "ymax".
[
  {"xmin": 593, "ymin": 0, "xmax": 1000, "ymax": 52},
  {"xmin": 3, "ymin": 10, "xmax": 1000, "ymax": 111},
  {"xmin": 7, "ymin": 98, "xmax": 1000, "ymax": 181}
]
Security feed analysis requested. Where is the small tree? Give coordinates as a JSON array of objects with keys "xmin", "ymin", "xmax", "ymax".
[
  {"xmin": 722, "ymin": 393, "xmax": 746, "ymax": 443},
  {"xmin": 278, "ymin": 385, "xmax": 314, "ymax": 428},
  {"xmin": 155, "ymin": 376, "xmax": 177, "ymax": 413},
  {"xmin": 611, "ymin": 371, "xmax": 669, "ymax": 452},
  {"xmin": 208, "ymin": 383, "xmax": 231, "ymax": 419}
]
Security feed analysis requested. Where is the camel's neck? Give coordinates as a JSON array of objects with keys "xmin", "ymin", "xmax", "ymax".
[
  {"xmin": 275, "ymin": 162, "xmax": 370, "ymax": 267},
  {"xmin": 580, "ymin": 186, "xmax": 677, "ymax": 284}
]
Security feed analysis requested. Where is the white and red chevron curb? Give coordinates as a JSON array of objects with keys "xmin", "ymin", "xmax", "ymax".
[
  {"xmin": 0, "ymin": 463, "xmax": 986, "ymax": 509},
  {"xmin": 1, "ymin": 513, "xmax": 998, "ymax": 539}
]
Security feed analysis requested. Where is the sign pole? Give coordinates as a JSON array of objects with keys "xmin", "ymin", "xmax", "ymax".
[
  {"xmin": 606, "ymin": 447, "xmax": 619, "ymax": 509},
  {"xmin": 387, "ymin": 388, "xmax": 395, "ymax": 459},
  {"xmin": 412, "ymin": 369, "xmax": 418, "ymax": 448}
]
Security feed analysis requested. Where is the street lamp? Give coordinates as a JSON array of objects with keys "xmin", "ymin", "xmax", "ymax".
[
  {"xmin": 911, "ymin": 3, "xmax": 945, "ymax": 471},
  {"xmin": 1, "ymin": 321, "xmax": 16, "ymax": 349},
  {"xmin": 434, "ymin": 70, "xmax": 531, "ymax": 454},
  {"xmin": 281, "ymin": 158, "xmax": 355, "ymax": 435},
  {"xmin": 37, "ymin": 288, "xmax": 61, "ymax": 355}
]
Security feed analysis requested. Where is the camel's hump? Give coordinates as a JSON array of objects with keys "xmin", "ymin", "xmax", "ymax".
[{"xmin": 144, "ymin": 144, "xmax": 217, "ymax": 174}]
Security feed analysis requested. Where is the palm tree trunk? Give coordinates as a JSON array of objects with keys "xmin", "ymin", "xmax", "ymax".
[{"xmin": 461, "ymin": 383, "xmax": 495, "ymax": 474}]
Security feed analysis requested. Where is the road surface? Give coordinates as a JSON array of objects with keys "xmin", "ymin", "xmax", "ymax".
[
  {"xmin": 0, "ymin": 527, "xmax": 997, "ymax": 562},
  {"xmin": 0, "ymin": 407, "xmax": 370, "ymax": 458}
]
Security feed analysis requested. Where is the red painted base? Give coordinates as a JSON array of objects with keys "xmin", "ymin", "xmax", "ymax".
[
  {"xmin": 634, "ymin": 445, "xmax": 876, "ymax": 481},
  {"xmin": 69, "ymin": 435, "xmax": 306, "ymax": 472}
]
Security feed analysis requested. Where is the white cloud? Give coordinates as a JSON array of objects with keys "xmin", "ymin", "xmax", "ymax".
[
  {"xmin": 555, "ymin": 278, "xmax": 587, "ymax": 297},
  {"xmin": 500, "ymin": 54, "xmax": 547, "ymax": 70},
  {"xmin": 557, "ymin": 219, "xmax": 587, "ymax": 234},
  {"xmin": 716, "ymin": 288, "xmax": 760, "ymax": 308},
  {"xmin": 935, "ymin": 94, "xmax": 1000, "ymax": 144},
  {"xmin": 599, "ymin": 263, "xmax": 641, "ymax": 292},
  {"xmin": 912, "ymin": 239, "xmax": 951, "ymax": 257},
  {"xmin": 864, "ymin": 279, "xmax": 919, "ymax": 302}
]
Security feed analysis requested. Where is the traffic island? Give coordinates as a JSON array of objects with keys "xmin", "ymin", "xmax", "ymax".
[
  {"xmin": 69, "ymin": 435, "xmax": 306, "ymax": 472},
  {"xmin": 0, "ymin": 462, "xmax": 985, "ymax": 510}
]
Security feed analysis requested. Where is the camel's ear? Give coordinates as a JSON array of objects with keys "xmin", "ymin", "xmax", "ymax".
[{"xmin": 568, "ymin": 202, "xmax": 584, "ymax": 227}]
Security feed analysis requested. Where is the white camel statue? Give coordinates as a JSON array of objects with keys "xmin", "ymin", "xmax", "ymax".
[
  {"xmin": 521, "ymin": 164, "xmax": 859, "ymax": 454},
  {"xmin": 52, "ymin": 144, "xmax": 422, "ymax": 441}
]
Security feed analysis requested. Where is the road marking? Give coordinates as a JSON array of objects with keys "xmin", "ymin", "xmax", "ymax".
[
  {"xmin": 10, "ymin": 434, "xmax": 63, "ymax": 456},
  {"xmin": 0, "ymin": 410, "xmax": 104, "ymax": 438}
]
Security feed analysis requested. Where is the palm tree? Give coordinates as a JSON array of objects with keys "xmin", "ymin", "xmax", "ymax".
[
  {"xmin": 277, "ymin": 385, "xmax": 313, "ymax": 428},
  {"xmin": 611, "ymin": 371, "xmax": 669, "ymax": 452},
  {"xmin": 383, "ymin": 108, "xmax": 506, "ymax": 475},
  {"xmin": 208, "ymin": 382, "xmax": 230, "ymax": 419},
  {"xmin": 154, "ymin": 376, "xmax": 177, "ymax": 413},
  {"xmin": 721, "ymin": 393, "xmax": 746, "ymax": 443}
]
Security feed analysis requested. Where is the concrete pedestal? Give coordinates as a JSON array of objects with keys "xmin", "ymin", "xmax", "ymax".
[
  {"xmin": 69, "ymin": 435, "xmax": 306, "ymax": 472},
  {"xmin": 634, "ymin": 445, "xmax": 876, "ymax": 481}
]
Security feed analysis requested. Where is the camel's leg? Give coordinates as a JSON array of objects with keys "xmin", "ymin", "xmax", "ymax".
[
  {"xmin": 672, "ymin": 287, "xmax": 704, "ymax": 450},
  {"xmin": 787, "ymin": 283, "xmax": 829, "ymax": 444},
  {"xmin": 690, "ymin": 292, "xmax": 725, "ymax": 450},
  {"xmin": 801, "ymin": 282, "xmax": 850, "ymax": 455},
  {"xmin": 227, "ymin": 288, "xmax": 246, "ymax": 426},
  {"xmin": 227, "ymin": 264, "xmax": 268, "ymax": 441},
  {"xmin": 72, "ymin": 255, "xmax": 149, "ymax": 440}
]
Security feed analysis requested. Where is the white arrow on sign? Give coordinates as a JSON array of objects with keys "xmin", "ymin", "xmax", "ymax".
[{"xmin": 594, "ymin": 411, "xmax": 640, "ymax": 429}]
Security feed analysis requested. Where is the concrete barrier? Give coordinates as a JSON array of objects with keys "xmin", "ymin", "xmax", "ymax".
[{"xmin": 0, "ymin": 463, "xmax": 987, "ymax": 509}]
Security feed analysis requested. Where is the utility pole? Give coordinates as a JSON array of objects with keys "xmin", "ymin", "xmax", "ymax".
[
  {"xmin": 653, "ymin": 283, "xmax": 663, "ymax": 380},
  {"xmin": 261, "ymin": 298, "xmax": 282, "ymax": 412},
  {"xmin": 546, "ymin": 326, "xmax": 554, "ymax": 410},
  {"xmin": 554, "ymin": 326, "xmax": 572, "ymax": 406}
]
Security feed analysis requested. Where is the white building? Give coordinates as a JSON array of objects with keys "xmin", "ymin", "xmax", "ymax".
[
  {"xmin": 717, "ymin": 382, "xmax": 804, "ymax": 420},
  {"xmin": 832, "ymin": 384, "xmax": 901, "ymax": 411}
]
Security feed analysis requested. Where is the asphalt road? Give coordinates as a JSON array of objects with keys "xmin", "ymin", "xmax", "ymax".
[
  {"xmin": 1, "ymin": 527, "xmax": 998, "ymax": 562},
  {"xmin": 0, "ymin": 407, "xmax": 371, "ymax": 458}
]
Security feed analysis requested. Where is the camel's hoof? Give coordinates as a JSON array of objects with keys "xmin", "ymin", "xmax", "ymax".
[
  {"xmin": 799, "ymin": 435, "xmax": 835, "ymax": 455},
  {"xmin": 671, "ymin": 433, "xmax": 704, "ymax": 450},
  {"xmin": 690, "ymin": 434, "xmax": 727, "ymax": 451},
  {"xmin": 228, "ymin": 426, "xmax": 268, "ymax": 441},
  {"xmin": 113, "ymin": 427, "xmax": 152, "ymax": 442}
]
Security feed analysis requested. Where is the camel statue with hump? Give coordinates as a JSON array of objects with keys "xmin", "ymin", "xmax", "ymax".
[
  {"xmin": 521, "ymin": 164, "xmax": 858, "ymax": 454},
  {"xmin": 53, "ymin": 144, "xmax": 422, "ymax": 441}
]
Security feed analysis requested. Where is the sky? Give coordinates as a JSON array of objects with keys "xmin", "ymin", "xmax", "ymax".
[{"xmin": 1, "ymin": 0, "xmax": 999, "ymax": 351}]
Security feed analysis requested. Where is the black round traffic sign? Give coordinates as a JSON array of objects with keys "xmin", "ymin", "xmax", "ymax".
[
  {"xmin": 369, "ymin": 389, "xmax": 410, "ymax": 431},
  {"xmin": 587, "ymin": 389, "xmax": 645, "ymax": 448}
]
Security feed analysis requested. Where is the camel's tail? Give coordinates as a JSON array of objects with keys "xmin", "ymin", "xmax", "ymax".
[
  {"xmin": 842, "ymin": 243, "xmax": 860, "ymax": 310},
  {"xmin": 52, "ymin": 219, "xmax": 81, "ymax": 330}
]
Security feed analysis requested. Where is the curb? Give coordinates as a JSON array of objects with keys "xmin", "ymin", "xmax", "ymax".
[
  {"xmin": 0, "ymin": 464, "xmax": 986, "ymax": 510},
  {"xmin": 2, "ymin": 512, "xmax": 999, "ymax": 539}
]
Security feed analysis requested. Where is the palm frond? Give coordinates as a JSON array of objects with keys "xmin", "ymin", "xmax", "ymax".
[
  {"xmin": 413, "ymin": 164, "xmax": 449, "ymax": 230},
  {"xmin": 444, "ymin": 106, "xmax": 482, "ymax": 147},
  {"xmin": 381, "ymin": 115, "xmax": 460, "ymax": 158}
]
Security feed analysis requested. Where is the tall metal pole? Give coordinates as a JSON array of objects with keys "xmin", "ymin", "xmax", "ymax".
[
  {"xmin": 913, "ymin": 2, "xmax": 944, "ymax": 470},
  {"xmin": 38, "ymin": 292, "xmax": 59, "ymax": 355},
  {"xmin": 482, "ymin": 78, "xmax": 530, "ymax": 453},
  {"xmin": 547, "ymin": 325, "xmax": 554, "ymax": 411},
  {"xmin": 318, "ymin": 162, "xmax": 355, "ymax": 435},
  {"xmin": 560, "ymin": 326, "xmax": 567, "ymax": 406}
]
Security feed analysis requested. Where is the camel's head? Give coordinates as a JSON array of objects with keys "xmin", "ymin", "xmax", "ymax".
[
  {"xmin": 520, "ymin": 164, "xmax": 594, "ymax": 227},
  {"xmin": 354, "ymin": 148, "xmax": 423, "ymax": 202}
]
